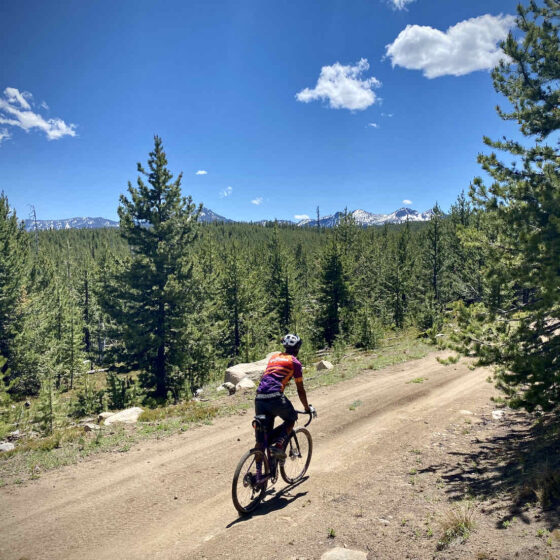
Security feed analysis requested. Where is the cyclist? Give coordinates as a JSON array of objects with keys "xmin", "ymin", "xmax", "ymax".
[{"xmin": 255, "ymin": 333, "xmax": 310, "ymax": 461}]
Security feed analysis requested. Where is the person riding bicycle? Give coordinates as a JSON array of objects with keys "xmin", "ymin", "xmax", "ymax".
[{"xmin": 255, "ymin": 333, "xmax": 311, "ymax": 461}]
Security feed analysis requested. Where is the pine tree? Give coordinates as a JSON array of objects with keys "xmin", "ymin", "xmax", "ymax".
[
  {"xmin": 315, "ymin": 237, "xmax": 348, "ymax": 346},
  {"xmin": 0, "ymin": 194, "xmax": 29, "ymax": 381},
  {"xmin": 108, "ymin": 136, "xmax": 201, "ymax": 399},
  {"xmin": 457, "ymin": 1, "xmax": 560, "ymax": 411}
]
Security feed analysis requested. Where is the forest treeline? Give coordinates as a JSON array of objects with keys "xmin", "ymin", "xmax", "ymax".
[{"xmin": 0, "ymin": 1, "xmax": 558, "ymax": 428}]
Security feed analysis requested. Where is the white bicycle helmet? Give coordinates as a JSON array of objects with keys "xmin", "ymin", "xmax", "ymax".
[{"xmin": 281, "ymin": 333, "xmax": 302, "ymax": 349}]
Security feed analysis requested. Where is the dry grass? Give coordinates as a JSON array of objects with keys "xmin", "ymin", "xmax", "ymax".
[
  {"xmin": 437, "ymin": 501, "xmax": 477, "ymax": 550},
  {"xmin": 138, "ymin": 401, "xmax": 220, "ymax": 423}
]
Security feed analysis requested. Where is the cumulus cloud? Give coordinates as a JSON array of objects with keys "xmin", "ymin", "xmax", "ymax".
[
  {"xmin": 385, "ymin": 14, "xmax": 516, "ymax": 78},
  {"xmin": 220, "ymin": 186, "xmax": 233, "ymax": 198},
  {"xmin": 0, "ymin": 87, "xmax": 77, "ymax": 142},
  {"xmin": 403, "ymin": 199, "xmax": 412, "ymax": 205},
  {"xmin": 294, "ymin": 214, "xmax": 310, "ymax": 221},
  {"xmin": 296, "ymin": 58, "xmax": 381, "ymax": 111},
  {"xmin": 195, "ymin": 170, "xmax": 208, "ymax": 175},
  {"xmin": 390, "ymin": 0, "xmax": 415, "ymax": 10},
  {"xmin": 0, "ymin": 129, "xmax": 11, "ymax": 144},
  {"xmin": 251, "ymin": 197, "xmax": 263, "ymax": 205}
]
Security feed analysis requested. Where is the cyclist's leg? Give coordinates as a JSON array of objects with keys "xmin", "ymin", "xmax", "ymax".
[{"xmin": 269, "ymin": 395, "xmax": 298, "ymax": 449}]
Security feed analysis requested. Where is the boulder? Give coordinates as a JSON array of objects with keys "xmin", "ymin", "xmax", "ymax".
[
  {"xmin": 7, "ymin": 430, "xmax": 21, "ymax": 441},
  {"xmin": 236, "ymin": 377, "xmax": 256, "ymax": 391},
  {"xmin": 316, "ymin": 360, "xmax": 334, "ymax": 371},
  {"xmin": 223, "ymin": 382, "xmax": 236, "ymax": 395},
  {"xmin": 103, "ymin": 407, "xmax": 144, "ymax": 425},
  {"xmin": 224, "ymin": 352, "xmax": 282, "ymax": 384},
  {"xmin": 0, "ymin": 442, "xmax": 15, "ymax": 452},
  {"xmin": 98, "ymin": 412, "xmax": 115, "ymax": 423},
  {"xmin": 321, "ymin": 548, "xmax": 367, "ymax": 560}
]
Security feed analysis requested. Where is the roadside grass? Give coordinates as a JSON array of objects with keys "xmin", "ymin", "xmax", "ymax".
[
  {"xmin": 437, "ymin": 501, "xmax": 477, "ymax": 550},
  {"xmin": 0, "ymin": 330, "xmax": 432, "ymax": 486}
]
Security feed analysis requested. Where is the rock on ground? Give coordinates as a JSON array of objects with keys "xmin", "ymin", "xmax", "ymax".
[
  {"xmin": 0, "ymin": 442, "xmax": 16, "ymax": 452},
  {"xmin": 320, "ymin": 548, "xmax": 367, "ymax": 560},
  {"xmin": 224, "ymin": 352, "xmax": 278, "ymax": 384},
  {"xmin": 236, "ymin": 377, "xmax": 256, "ymax": 391},
  {"xmin": 103, "ymin": 407, "xmax": 144, "ymax": 425},
  {"xmin": 316, "ymin": 360, "xmax": 334, "ymax": 371},
  {"xmin": 83, "ymin": 423, "xmax": 100, "ymax": 432},
  {"xmin": 98, "ymin": 412, "xmax": 115, "ymax": 423}
]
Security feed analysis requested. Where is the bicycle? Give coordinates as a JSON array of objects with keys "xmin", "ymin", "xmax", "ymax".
[{"xmin": 231, "ymin": 407, "xmax": 317, "ymax": 515}]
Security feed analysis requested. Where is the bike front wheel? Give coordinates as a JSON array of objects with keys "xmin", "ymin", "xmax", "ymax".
[
  {"xmin": 232, "ymin": 449, "xmax": 268, "ymax": 515},
  {"xmin": 280, "ymin": 427, "xmax": 312, "ymax": 484}
]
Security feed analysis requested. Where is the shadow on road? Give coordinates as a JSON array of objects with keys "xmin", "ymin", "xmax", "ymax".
[
  {"xmin": 422, "ymin": 410, "xmax": 560, "ymax": 530},
  {"xmin": 226, "ymin": 477, "xmax": 309, "ymax": 528}
]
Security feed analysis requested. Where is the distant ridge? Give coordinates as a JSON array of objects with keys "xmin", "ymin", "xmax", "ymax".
[
  {"xmin": 23, "ymin": 207, "xmax": 231, "ymax": 231},
  {"xmin": 297, "ymin": 207, "xmax": 434, "ymax": 228},
  {"xmin": 23, "ymin": 206, "xmax": 435, "ymax": 231}
]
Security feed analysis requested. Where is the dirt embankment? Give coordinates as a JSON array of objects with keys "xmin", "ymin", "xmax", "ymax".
[{"xmin": 1, "ymin": 353, "xmax": 559, "ymax": 560}]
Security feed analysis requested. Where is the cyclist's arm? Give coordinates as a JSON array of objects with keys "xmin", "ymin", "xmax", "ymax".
[{"xmin": 295, "ymin": 378, "xmax": 310, "ymax": 412}]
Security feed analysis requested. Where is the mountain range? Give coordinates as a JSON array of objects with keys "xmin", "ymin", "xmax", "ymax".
[{"xmin": 23, "ymin": 206, "xmax": 434, "ymax": 231}]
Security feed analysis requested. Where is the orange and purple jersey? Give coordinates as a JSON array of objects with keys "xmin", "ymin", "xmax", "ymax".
[{"xmin": 257, "ymin": 352, "xmax": 303, "ymax": 394}]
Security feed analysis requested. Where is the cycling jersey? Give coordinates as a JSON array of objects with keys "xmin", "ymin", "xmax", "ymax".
[{"xmin": 256, "ymin": 352, "xmax": 303, "ymax": 394}]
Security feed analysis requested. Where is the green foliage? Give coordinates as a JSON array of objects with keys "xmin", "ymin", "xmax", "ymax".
[
  {"xmin": 106, "ymin": 372, "xmax": 138, "ymax": 410},
  {"xmin": 104, "ymin": 136, "xmax": 202, "ymax": 399},
  {"xmin": 456, "ymin": 1, "xmax": 560, "ymax": 412}
]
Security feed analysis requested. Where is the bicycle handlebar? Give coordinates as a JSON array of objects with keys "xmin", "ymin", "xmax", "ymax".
[{"xmin": 294, "ymin": 405, "xmax": 317, "ymax": 427}]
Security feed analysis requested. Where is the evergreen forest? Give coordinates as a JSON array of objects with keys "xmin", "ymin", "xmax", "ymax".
[{"xmin": 0, "ymin": 0, "xmax": 558, "ymax": 434}]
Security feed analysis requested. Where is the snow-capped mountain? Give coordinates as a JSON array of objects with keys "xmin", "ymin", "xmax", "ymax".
[
  {"xmin": 296, "ymin": 208, "xmax": 435, "ymax": 228},
  {"xmin": 22, "ymin": 206, "xmax": 435, "ymax": 232},
  {"xmin": 23, "ymin": 207, "xmax": 231, "ymax": 231},
  {"xmin": 198, "ymin": 207, "xmax": 232, "ymax": 223},
  {"xmin": 23, "ymin": 217, "xmax": 119, "ymax": 231}
]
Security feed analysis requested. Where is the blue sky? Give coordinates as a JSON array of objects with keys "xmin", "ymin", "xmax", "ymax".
[{"xmin": 0, "ymin": 0, "xmax": 521, "ymax": 222}]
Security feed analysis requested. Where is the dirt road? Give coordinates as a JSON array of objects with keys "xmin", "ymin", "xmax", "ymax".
[{"xmin": 1, "ymin": 354, "xmax": 499, "ymax": 559}]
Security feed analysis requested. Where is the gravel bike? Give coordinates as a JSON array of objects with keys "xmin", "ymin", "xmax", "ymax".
[{"xmin": 231, "ymin": 407, "xmax": 317, "ymax": 515}]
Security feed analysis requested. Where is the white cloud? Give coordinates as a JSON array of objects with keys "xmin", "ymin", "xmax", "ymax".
[
  {"xmin": 0, "ymin": 129, "xmax": 11, "ymax": 144},
  {"xmin": 368, "ymin": 122, "xmax": 379, "ymax": 128},
  {"xmin": 251, "ymin": 197, "xmax": 263, "ymax": 205},
  {"xmin": 195, "ymin": 170, "xmax": 208, "ymax": 175},
  {"xmin": 296, "ymin": 58, "xmax": 381, "ymax": 111},
  {"xmin": 294, "ymin": 214, "xmax": 310, "ymax": 221},
  {"xmin": 385, "ymin": 14, "xmax": 516, "ymax": 78},
  {"xmin": 381, "ymin": 112, "xmax": 394, "ymax": 117},
  {"xmin": 403, "ymin": 199, "xmax": 412, "ymax": 205},
  {"xmin": 390, "ymin": 0, "xmax": 415, "ymax": 10},
  {"xmin": 220, "ymin": 186, "xmax": 233, "ymax": 198},
  {"xmin": 0, "ymin": 87, "xmax": 77, "ymax": 142}
]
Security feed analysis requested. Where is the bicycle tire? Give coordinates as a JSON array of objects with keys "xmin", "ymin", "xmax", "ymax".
[
  {"xmin": 280, "ymin": 427, "xmax": 312, "ymax": 484},
  {"xmin": 231, "ymin": 449, "xmax": 268, "ymax": 515}
]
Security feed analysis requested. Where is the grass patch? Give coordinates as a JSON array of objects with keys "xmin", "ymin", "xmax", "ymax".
[
  {"xmin": 349, "ymin": 400, "xmax": 362, "ymax": 411},
  {"xmin": 407, "ymin": 377, "xmax": 427, "ymax": 384},
  {"xmin": 138, "ymin": 401, "xmax": 220, "ymax": 423},
  {"xmin": 437, "ymin": 502, "xmax": 477, "ymax": 550},
  {"xmin": 436, "ymin": 355, "xmax": 460, "ymax": 366}
]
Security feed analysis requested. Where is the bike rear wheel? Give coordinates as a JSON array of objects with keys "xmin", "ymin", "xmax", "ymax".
[
  {"xmin": 280, "ymin": 427, "xmax": 312, "ymax": 484},
  {"xmin": 232, "ymin": 449, "xmax": 269, "ymax": 515}
]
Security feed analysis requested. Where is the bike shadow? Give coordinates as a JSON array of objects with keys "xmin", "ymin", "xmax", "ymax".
[{"xmin": 226, "ymin": 477, "xmax": 309, "ymax": 527}]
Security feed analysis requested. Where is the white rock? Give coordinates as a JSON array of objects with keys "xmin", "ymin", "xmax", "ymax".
[
  {"xmin": 321, "ymin": 548, "xmax": 367, "ymax": 560},
  {"xmin": 225, "ymin": 359, "xmax": 268, "ymax": 384},
  {"xmin": 103, "ymin": 407, "xmax": 144, "ymax": 425},
  {"xmin": 459, "ymin": 410, "xmax": 473, "ymax": 415},
  {"xmin": 378, "ymin": 518, "xmax": 390, "ymax": 525},
  {"xmin": 236, "ymin": 377, "xmax": 256, "ymax": 391},
  {"xmin": 223, "ymin": 382, "xmax": 236, "ymax": 395},
  {"xmin": 492, "ymin": 410, "xmax": 505, "ymax": 420},
  {"xmin": 7, "ymin": 430, "xmax": 21, "ymax": 441},
  {"xmin": 216, "ymin": 385, "xmax": 226, "ymax": 393},
  {"xmin": 98, "ymin": 412, "xmax": 115, "ymax": 423},
  {"xmin": 316, "ymin": 360, "xmax": 334, "ymax": 371},
  {"xmin": 0, "ymin": 442, "xmax": 15, "ymax": 452}
]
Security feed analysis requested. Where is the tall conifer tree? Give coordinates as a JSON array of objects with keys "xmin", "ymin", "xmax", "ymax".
[{"xmin": 111, "ymin": 136, "xmax": 201, "ymax": 399}]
